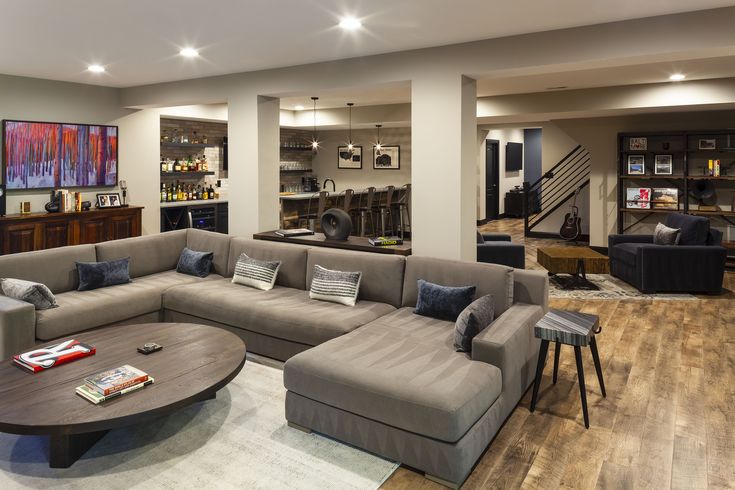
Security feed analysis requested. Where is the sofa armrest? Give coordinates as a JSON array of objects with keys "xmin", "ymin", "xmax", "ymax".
[
  {"xmin": 481, "ymin": 233, "xmax": 511, "ymax": 242},
  {"xmin": 512, "ymin": 269, "xmax": 548, "ymax": 311},
  {"xmin": 477, "ymin": 242, "xmax": 525, "ymax": 269},
  {"xmin": 472, "ymin": 303, "xmax": 544, "ymax": 404},
  {"xmin": 608, "ymin": 234, "xmax": 653, "ymax": 247},
  {"xmin": 0, "ymin": 296, "xmax": 36, "ymax": 359},
  {"xmin": 638, "ymin": 244, "xmax": 727, "ymax": 293}
]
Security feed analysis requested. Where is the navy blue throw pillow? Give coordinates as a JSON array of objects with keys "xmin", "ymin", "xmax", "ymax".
[
  {"xmin": 414, "ymin": 279, "xmax": 476, "ymax": 322},
  {"xmin": 177, "ymin": 248, "xmax": 214, "ymax": 278},
  {"xmin": 77, "ymin": 257, "xmax": 131, "ymax": 291}
]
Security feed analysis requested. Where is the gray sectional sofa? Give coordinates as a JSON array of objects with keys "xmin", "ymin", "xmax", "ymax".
[{"xmin": 0, "ymin": 228, "xmax": 548, "ymax": 488}]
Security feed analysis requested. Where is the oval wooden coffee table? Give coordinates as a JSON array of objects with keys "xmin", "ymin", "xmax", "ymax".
[{"xmin": 0, "ymin": 323, "xmax": 247, "ymax": 468}]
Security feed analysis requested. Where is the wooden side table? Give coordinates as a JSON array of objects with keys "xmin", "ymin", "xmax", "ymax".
[{"xmin": 529, "ymin": 309, "xmax": 606, "ymax": 428}]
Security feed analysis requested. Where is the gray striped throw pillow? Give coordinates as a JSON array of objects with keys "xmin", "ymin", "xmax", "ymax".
[
  {"xmin": 309, "ymin": 265, "xmax": 362, "ymax": 306},
  {"xmin": 232, "ymin": 253, "xmax": 281, "ymax": 291}
]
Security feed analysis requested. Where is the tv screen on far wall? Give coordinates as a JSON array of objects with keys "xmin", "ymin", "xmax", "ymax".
[
  {"xmin": 506, "ymin": 142, "xmax": 523, "ymax": 171},
  {"xmin": 2, "ymin": 119, "xmax": 118, "ymax": 190}
]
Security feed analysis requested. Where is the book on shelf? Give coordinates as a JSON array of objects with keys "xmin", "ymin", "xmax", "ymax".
[
  {"xmin": 76, "ymin": 377, "xmax": 155, "ymax": 404},
  {"xmin": 12, "ymin": 339, "xmax": 96, "ymax": 373},
  {"xmin": 275, "ymin": 228, "xmax": 315, "ymax": 237},
  {"xmin": 84, "ymin": 365, "xmax": 149, "ymax": 396},
  {"xmin": 369, "ymin": 236, "xmax": 404, "ymax": 247}
]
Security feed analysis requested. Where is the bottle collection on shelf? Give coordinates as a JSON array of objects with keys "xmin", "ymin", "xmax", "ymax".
[
  {"xmin": 161, "ymin": 154, "xmax": 209, "ymax": 173},
  {"xmin": 161, "ymin": 182, "xmax": 217, "ymax": 203},
  {"xmin": 161, "ymin": 130, "xmax": 208, "ymax": 145}
]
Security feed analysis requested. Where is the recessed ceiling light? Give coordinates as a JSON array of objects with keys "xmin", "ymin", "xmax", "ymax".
[
  {"xmin": 338, "ymin": 17, "xmax": 362, "ymax": 30},
  {"xmin": 179, "ymin": 48, "xmax": 199, "ymax": 58},
  {"xmin": 87, "ymin": 64, "xmax": 105, "ymax": 73},
  {"xmin": 295, "ymin": 105, "xmax": 305, "ymax": 111},
  {"xmin": 669, "ymin": 73, "xmax": 686, "ymax": 81}
]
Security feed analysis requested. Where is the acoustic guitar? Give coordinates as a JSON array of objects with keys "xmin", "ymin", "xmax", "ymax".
[{"xmin": 559, "ymin": 187, "xmax": 582, "ymax": 241}]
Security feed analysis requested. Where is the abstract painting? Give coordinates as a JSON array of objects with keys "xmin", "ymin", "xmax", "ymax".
[{"xmin": 3, "ymin": 120, "xmax": 117, "ymax": 189}]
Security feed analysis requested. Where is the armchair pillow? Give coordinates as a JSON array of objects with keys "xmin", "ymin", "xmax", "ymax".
[
  {"xmin": 454, "ymin": 294, "xmax": 494, "ymax": 352},
  {"xmin": 653, "ymin": 222, "xmax": 680, "ymax": 245},
  {"xmin": 414, "ymin": 279, "xmax": 476, "ymax": 321},
  {"xmin": 76, "ymin": 257, "xmax": 131, "ymax": 291},
  {"xmin": 176, "ymin": 248, "xmax": 214, "ymax": 278},
  {"xmin": 0, "ymin": 278, "xmax": 58, "ymax": 310}
]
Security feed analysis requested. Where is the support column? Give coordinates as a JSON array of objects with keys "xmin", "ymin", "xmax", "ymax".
[
  {"xmin": 227, "ymin": 94, "xmax": 280, "ymax": 237},
  {"xmin": 411, "ymin": 74, "xmax": 477, "ymax": 260}
]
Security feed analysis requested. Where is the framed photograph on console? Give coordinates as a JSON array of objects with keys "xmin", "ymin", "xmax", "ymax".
[
  {"xmin": 654, "ymin": 154, "xmax": 673, "ymax": 175},
  {"xmin": 337, "ymin": 146, "xmax": 362, "ymax": 169},
  {"xmin": 96, "ymin": 192, "xmax": 122, "ymax": 208},
  {"xmin": 373, "ymin": 145, "xmax": 400, "ymax": 170},
  {"xmin": 627, "ymin": 155, "xmax": 645, "ymax": 175}
]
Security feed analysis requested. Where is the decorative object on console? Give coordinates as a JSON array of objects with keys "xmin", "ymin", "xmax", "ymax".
[
  {"xmin": 120, "ymin": 180, "xmax": 129, "ymax": 206},
  {"xmin": 369, "ymin": 236, "xmax": 403, "ymax": 246},
  {"xmin": 232, "ymin": 253, "xmax": 281, "ymax": 291},
  {"xmin": 81, "ymin": 200, "xmax": 91, "ymax": 211},
  {"xmin": 20, "ymin": 201, "xmax": 31, "ymax": 214},
  {"xmin": 627, "ymin": 155, "xmax": 645, "ymax": 175},
  {"xmin": 275, "ymin": 228, "xmax": 314, "ymax": 237},
  {"xmin": 654, "ymin": 154, "xmax": 673, "ymax": 175},
  {"xmin": 626, "ymin": 187, "xmax": 651, "ymax": 209},
  {"xmin": 0, "ymin": 277, "xmax": 57, "ymax": 310},
  {"xmin": 651, "ymin": 188, "xmax": 678, "ymax": 210},
  {"xmin": 44, "ymin": 189, "xmax": 61, "ymax": 213},
  {"xmin": 653, "ymin": 222, "xmax": 681, "ymax": 245},
  {"xmin": 12, "ymin": 339, "xmax": 95, "ymax": 373},
  {"xmin": 414, "ymin": 279, "xmax": 476, "ymax": 321},
  {"xmin": 96, "ymin": 192, "xmax": 122, "ymax": 208},
  {"xmin": 454, "ymin": 294, "xmax": 495, "ymax": 353},
  {"xmin": 320, "ymin": 208, "xmax": 352, "ymax": 241},
  {"xmin": 76, "ymin": 257, "xmax": 131, "ymax": 291},
  {"xmin": 309, "ymin": 264, "xmax": 361, "ymax": 306},
  {"xmin": 176, "ymin": 247, "xmax": 214, "ymax": 278}
]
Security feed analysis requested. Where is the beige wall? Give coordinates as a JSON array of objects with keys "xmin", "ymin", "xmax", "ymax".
[{"xmin": 310, "ymin": 127, "xmax": 411, "ymax": 192}]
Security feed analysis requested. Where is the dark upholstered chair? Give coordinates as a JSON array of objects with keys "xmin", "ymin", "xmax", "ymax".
[
  {"xmin": 608, "ymin": 213, "xmax": 726, "ymax": 294},
  {"xmin": 476, "ymin": 231, "xmax": 525, "ymax": 269}
]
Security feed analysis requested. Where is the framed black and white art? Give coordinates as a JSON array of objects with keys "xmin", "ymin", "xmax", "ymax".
[
  {"xmin": 337, "ymin": 146, "xmax": 363, "ymax": 169},
  {"xmin": 654, "ymin": 154, "xmax": 673, "ymax": 175},
  {"xmin": 373, "ymin": 145, "xmax": 400, "ymax": 170}
]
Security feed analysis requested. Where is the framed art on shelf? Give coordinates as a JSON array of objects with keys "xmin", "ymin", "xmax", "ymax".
[
  {"xmin": 699, "ymin": 138, "xmax": 716, "ymax": 150},
  {"xmin": 629, "ymin": 137, "xmax": 647, "ymax": 151},
  {"xmin": 627, "ymin": 155, "xmax": 645, "ymax": 175},
  {"xmin": 651, "ymin": 188, "xmax": 678, "ymax": 209},
  {"xmin": 96, "ymin": 192, "xmax": 122, "ymax": 208},
  {"xmin": 626, "ymin": 187, "xmax": 651, "ymax": 209},
  {"xmin": 337, "ymin": 146, "xmax": 362, "ymax": 169},
  {"xmin": 654, "ymin": 154, "xmax": 673, "ymax": 175},
  {"xmin": 373, "ymin": 145, "xmax": 400, "ymax": 170}
]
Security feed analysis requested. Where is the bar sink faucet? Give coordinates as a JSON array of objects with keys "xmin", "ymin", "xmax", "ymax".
[{"xmin": 323, "ymin": 178, "xmax": 336, "ymax": 192}]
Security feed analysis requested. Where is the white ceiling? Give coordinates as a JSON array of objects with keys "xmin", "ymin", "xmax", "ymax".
[{"xmin": 2, "ymin": 0, "xmax": 735, "ymax": 88}]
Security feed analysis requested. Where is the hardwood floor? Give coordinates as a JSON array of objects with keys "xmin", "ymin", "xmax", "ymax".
[{"xmin": 382, "ymin": 219, "xmax": 735, "ymax": 490}]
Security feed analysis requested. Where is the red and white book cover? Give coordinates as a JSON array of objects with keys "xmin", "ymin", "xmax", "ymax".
[{"xmin": 13, "ymin": 339, "xmax": 96, "ymax": 373}]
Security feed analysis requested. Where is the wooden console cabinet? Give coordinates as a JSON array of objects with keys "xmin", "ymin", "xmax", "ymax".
[{"xmin": 0, "ymin": 206, "xmax": 143, "ymax": 255}]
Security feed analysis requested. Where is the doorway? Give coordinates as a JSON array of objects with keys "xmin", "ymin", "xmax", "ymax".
[{"xmin": 485, "ymin": 139, "xmax": 500, "ymax": 221}]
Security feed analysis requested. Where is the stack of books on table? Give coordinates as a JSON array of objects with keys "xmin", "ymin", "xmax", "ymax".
[
  {"xmin": 368, "ymin": 236, "xmax": 403, "ymax": 247},
  {"xmin": 76, "ymin": 364, "xmax": 154, "ymax": 404}
]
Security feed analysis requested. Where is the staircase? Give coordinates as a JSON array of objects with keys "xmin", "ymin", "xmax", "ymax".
[{"xmin": 524, "ymin": 145, "xmax": 591, "ymax": 237}]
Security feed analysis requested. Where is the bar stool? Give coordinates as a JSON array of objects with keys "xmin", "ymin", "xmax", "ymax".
[
  {"xmin": 350, "ymin": 187, "xmax": 376, "ymax": 237},
  {"xmin": 339, "ymin": 189, "xmax": 354, "ymax": 212},
  {"xmin": 372, "ymin": 185, "xmax": 395, "ymax": 237},
  {"xmin": 298, "ymin": 191, "xmax": 328, "ymax": 231},
  {"xmin": 391, "ymin": 184, "xmax": 411, "ymax": 239}
]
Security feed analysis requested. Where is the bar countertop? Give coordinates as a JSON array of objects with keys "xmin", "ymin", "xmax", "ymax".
[
  {"xmin": 160, "ymin": 199, "xmax": 228, "ymax": 208},
  {"xmin": 279, "ymin": 187, "xmax": 393, "ymax": 201}
]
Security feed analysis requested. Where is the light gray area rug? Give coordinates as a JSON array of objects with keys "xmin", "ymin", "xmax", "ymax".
[
  {"xmin": 0, "ymin": 361, "xmax": 398, "ymax": 489},
  {"xmin": 548, "ymin": 274, "xmax": 697, "ymax": 300}
]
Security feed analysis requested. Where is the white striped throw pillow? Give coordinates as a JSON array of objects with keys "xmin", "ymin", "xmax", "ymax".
[
  {"xmin": 232, "ymin": 253, "xmax": 282, "ymax": 291},
  {"xmin": 309, "ymin": 265, "xmax": 362, "ymax": 306}
]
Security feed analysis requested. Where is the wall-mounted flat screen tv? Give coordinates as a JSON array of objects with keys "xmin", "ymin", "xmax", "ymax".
[
  {"xmin": 506, "ymin": 142, "xmax": 523, "ymax": 171},
  {"xmin": 3, "ymin": 120, "xmax": 118, "ymax": 190}
]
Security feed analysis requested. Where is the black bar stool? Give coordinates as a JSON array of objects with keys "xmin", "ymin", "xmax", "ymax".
[
  {"xmin": 391, "ymin": 184, "xmax": 411, "ymax": 239},
  {"xmin": 340, "ymin": 189, "xmax": 354, "ymax": 212},
  {"xmin": 298, "ymin": 191, "xmax": 328, "ymax": 231},
  {"xmin": 350, "ymin": 187, "xmax": 375, "ymax": 237},
  {"xmin": 372, "ymin": 185, "xmax": 395, "ymax": 237}
]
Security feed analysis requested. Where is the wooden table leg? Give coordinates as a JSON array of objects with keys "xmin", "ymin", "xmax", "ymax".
[
  {"xmin": 574, "ymin": 346, "xmax": 590, "ymax": 429},
  {"xmin": 590, "ymin": 336, "xmax": 607, "ymax": 397},
  {"xmin": 553, "ymin": 342, "xmax": 561, "ymax": 384},
  {"xmin": 530, "ymin": 339, "xmax": 549, "ymax": 412},
  {"xmin": 49, "ymin": 430, "xmax": 109, "ymax": 468}
]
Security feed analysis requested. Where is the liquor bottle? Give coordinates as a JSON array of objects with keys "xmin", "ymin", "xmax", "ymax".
[
  {"xmin": 202, "ymin": 185, "xmax": 208, "ymax": 200},
  {"xmin": 197, "ymin": 186, "xmax": 202, "ymax": 200},
  {"xmin": 189, "ymin": 156, "xmax": 195, "ymax": 172},
  {"xmin": 188, "ymin": 185, "xmax": 193, "ymax": 201},
  {"xmin": 161, "ymin": 156, "xmax": 167, "ymax": 173},
  {"xmin": 161, "ymin": 183, "xmax": 166, "ymax": 202},
  {"xmin": 167, "ymin": 158, "xmax": 174, "ymax": 172},
  {"xmin": 174, "ymin": 158, "xmax": 181, "ymax": 172},
  {"xmin": 192, "ymin": 131, "xmax": 199, "ymax": 144},
  {"xmin": 201, "ymin": 154, "xmax": 208, "ymax": 171},
  {"xmin": 167, "ymin": 184, "xmax": 173, "ymax": 202},
  {"xmin": 172, "ymin": 183, "xmax": 178, "ymax": 202},
  {"xmin": 202, "ymin": 134, "xmax": 208, "ymax": 144},
  {"xmin": 208, "ymin": 183, "xmax": 215, "ymax": 199}
]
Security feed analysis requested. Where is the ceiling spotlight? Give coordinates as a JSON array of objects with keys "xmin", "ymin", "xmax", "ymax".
[
  {"xmin": 669, "ymin": 73, "xmax": 686, "ymax": 81},
  {"xmin": 179, "ymin": 48, "xmax": 199, "ymax": 58},
  {"xmin": 87, "ymin": 64, "xmax": 105, "ymax": 73},
  {"xmin": 295, "ymin": 105, "xmax": 305, "ymax": 111},
  {"xmin": 338, "ymin": 17, "xmax": 362, "ymax": 30}
]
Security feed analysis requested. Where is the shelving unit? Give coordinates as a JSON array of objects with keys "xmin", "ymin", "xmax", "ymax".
[
  {"xmin": 161, "ymin": 171, "xmax": 215, "ymax": 178},
  {"xmin": 161, "ymin": 142, "xmax": 217, "ymax": 149}
]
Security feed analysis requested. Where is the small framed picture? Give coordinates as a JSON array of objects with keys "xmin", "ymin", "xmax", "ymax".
[
  {"xmin": 96, "ymin": 192, "xmax": 122, "ymax": 208},
  {"xmin": 337, "ymin": 146, "xmax": 363, "ymax": 169},
  {"xmin": 651, "ymin": 188, "xmax": 679, "ymax": 210},
  {"xmin": 699, "ymin": 138, "xmax": 716, "ymax": 150},
  {"xmin": 629, "ymin": 137, "xmax": 647, "ymax": 151},
  {"xmin": 374, "ymin": 145, "xmax": 400, "ymax": 170},
  {"xmin": 654, "ymin": 154, "xmax": 673, "ymax": 175},
  {"xmin": 627, "ymin": 155, "xmax": 645, "ymax": 175}
]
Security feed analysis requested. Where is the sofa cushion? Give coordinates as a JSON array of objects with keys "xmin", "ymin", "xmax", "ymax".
[
  {"xmin": 664, "ymin": 213, "xmax": 709, "ymax": 246},
  {"xmin": 36, "ymin": 270, "xmax": 219, "ymax": 341},
  {"xmin": 402, "ymin": 256, "xmax": 514, "ymax": 316},
  {"xmin": 228, "ymin": 238, "xmax": 309, "ymax": 289},
  {"xmin": 163, "ymin": 279, "xmax": 395, "ymax": 346},
  {"xmin": 284, "ymin": 307, "xmax": 503, "ymax": 443},
  {"xmin": 96, "ymin": 230, "xmax": 186, "ymax": 278},
  {"xmin": 306, "ymin": 249, "xmax": 405, "ymax": 308},
  {"xmin": 187, "ymin": 228, "xmax": 231, "ymax": 277},
  {"xmin": 0, "ymin": 244, "xmax": 96, "ymax": 294},
  {"xmin": 610, "ymin": 243, "xmax": 644, "ymax": 267}
]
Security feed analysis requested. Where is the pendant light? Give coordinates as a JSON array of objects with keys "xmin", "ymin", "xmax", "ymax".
[
  {"xmin": 375, "ymin": 124, "xmax": 383, "ymax": 155},
  {"xmin": 310, "ymin": 96, "xmax": 319, "ymax": 151},
  {"xmin": 346, "ymin": 102, "xmax": 355, "ymax": 156}
]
